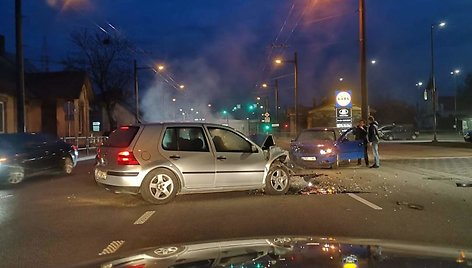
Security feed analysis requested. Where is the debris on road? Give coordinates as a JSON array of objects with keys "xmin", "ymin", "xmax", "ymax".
[{"xmin": 396, "ymin": 201, "xmax": 424, "ymax": 210}]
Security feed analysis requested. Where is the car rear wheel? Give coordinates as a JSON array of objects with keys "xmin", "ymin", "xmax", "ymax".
[
  {"xmin": 141, "ymin": 169, "xmax": 180, "ymax": 204},
  {"xmin": 63, "ymin": 156, "xmax": 74, "ymax": 175},
  {"xmin": 264, "ymin": 162, "xmax": 290, "ymax": 195},
  {"xmin": 8, "ymin": 167, "xmax": 25, "ymax": 184}
]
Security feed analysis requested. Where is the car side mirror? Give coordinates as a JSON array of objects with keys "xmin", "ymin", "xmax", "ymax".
[
  {"xmin": 262, "ymin": 135, "xmax": 275, "ymax": 151},
  {"xmin": 251, "ymin": 145, "xmax": 259, "ymax": 153}
]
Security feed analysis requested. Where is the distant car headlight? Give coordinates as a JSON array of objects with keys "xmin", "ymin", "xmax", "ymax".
[{"xmin": 319, "ymin": 148, "xmax": 332, "ymax": 155}]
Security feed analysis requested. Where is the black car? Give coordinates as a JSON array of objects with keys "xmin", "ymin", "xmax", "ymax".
[
  {"xmin": 464, "ymin": 130, "xmax": 472, "ymax": 142},
  {"xmin": 379, "ymin": 124, "xmax": 419, "ymax": 140},
  {"xmin": 0, "ymin": 133, "xmax": 78, "ymax": 185}
]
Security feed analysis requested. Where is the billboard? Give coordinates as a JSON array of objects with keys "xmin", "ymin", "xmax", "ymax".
[{"xmin": 335, "ymin": 90, "xmax": 352, "ymax": 129}]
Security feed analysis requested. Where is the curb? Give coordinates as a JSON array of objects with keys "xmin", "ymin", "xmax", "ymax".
[{"xmin": 78, "ymin": 155, "xmax": 96, "ymax": 162}]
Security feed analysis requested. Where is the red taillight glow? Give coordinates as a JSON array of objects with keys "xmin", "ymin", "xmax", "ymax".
[
  {"xmin": 72, "ymin": 145, "xmax": 78, "ymax": 151},
  {"xmin": 117, "ymin": 150, "xmax": 139, "ymax": 165},
  {"xmin": 120, "ymin": 126, "xmax": 130, "ymax": 130}
]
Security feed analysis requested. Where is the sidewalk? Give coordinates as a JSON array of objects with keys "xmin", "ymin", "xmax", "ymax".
[{"xmin": 77, "ymin": 149, "xmax": 97, "ymax": 162}]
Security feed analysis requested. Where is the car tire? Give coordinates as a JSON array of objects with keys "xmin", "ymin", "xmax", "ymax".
[
  {"xmin": 8, "ymin": 167, "xmax": 25, "ymax": 184},
  {"xmin": 264, "ymin": 162, "xmax": 290, "ymax": 195},
  {"xmin": 141, "ymin": 169, "xmax": 180, "ymax": 204},
  {"xmin": 330, "ymin": 155, "xmax": 339, "ymax": 169},
  {"xmin": 63, "ymin": 156, "xmax": 74, "ymax": 175}
]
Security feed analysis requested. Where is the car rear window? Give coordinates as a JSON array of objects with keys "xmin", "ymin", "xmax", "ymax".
[{"xmin": 104, "ymin": 126, "xmax": 139, "ymax": 148}]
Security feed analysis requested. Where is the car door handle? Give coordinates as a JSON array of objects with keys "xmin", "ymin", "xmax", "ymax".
[
  {"xmin": 169, "ymin": 155, "xmax": 181, "ymax": 160},
  {"xmin": 216, "ymin": 155, "xmax": 227, "ymax": 160}
]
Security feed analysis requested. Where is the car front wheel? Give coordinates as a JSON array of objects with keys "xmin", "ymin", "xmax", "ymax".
[
  {"xmin": 8, "ymin": 167, "xmax": 25, "ymax": 184},
  {"xmin": 264, "ymin": 162, "xmax": 290, "ymax": 195},
  {"xmin": 141, "ymin": 169, "xmax": 180, "ymax": 204},
  {"xmin": 63, "ymin": 156, "xmax": 74, "ymax": 175}
]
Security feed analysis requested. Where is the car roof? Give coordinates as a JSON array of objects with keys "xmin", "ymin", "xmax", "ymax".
[{"xmin": 124, "ymin": 122, "xmax": 234, "ymax": 128}]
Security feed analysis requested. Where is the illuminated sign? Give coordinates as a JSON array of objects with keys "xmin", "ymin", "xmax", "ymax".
[{"xmin": 335, "ymin": 90, "xmax": 352, "ymax": 108}]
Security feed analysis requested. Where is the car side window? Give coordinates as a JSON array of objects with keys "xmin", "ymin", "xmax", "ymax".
[
  {"xmin": 208, "ymin": 127, "xmax": 252, "ymax": 153},
  {"xmin": 162, "ymin": 127, "xmax": 209, "ymax": 152},
  {"xmin": 342, "ymin": 129, "xmax": 357, "ymax": 141}
]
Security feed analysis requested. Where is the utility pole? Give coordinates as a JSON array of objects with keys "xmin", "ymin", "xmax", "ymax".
[
  {"xmin": 359, "ymin": 0, "xmax": 368, "ymax": 120},
  {"xmin": 133, "ymin": 59, "xmax": 139, "ymax": 123},
  {"xmin": 274, "ymin": 79, "xmax": 279, "ymax": 124},
  {"xmin": 15, "ymin": 0, "xmax": 26, "ymax": 132},
  {"xmin": 294, "ymin": 52, "xmax": 299, "ymax": 134},
  {"xmin": 430, "ymin": 25, "xmax": 438, "ymax": 142}
]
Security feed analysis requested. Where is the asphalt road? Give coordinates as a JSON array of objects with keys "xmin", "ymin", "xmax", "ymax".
[{"xmin": 1, "ymin": 144, "xmax": 471, "ymax": 267}]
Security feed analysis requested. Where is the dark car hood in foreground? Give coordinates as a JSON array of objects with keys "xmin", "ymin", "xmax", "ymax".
[{"xmin": 75, "ymin": 236, "xmax": 471, "ymax": 267}]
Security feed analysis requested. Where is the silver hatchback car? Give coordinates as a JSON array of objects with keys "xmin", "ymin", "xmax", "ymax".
[{"xmin": 95, "ymin": 123, "xmax": 291, "ymax": 204}]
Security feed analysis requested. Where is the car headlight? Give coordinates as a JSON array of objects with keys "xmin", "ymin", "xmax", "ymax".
[{"xmin": 319, "ymin": 148, "xmax": 332, "ymax": 155}]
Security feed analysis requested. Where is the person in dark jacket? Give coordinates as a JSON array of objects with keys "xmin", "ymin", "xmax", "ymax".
[
  {"xmin": 355, "ymin": 119, "xmax": 369, "ymax": 166},
  {"xmin": 368, "ymin": 116, "xmax": 380, "ymax": 168}
]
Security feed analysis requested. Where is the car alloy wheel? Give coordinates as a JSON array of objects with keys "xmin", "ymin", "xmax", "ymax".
[
  {"xmin": 265, "ymin": 162, "xmax": 290, "ymax": 195},
  {"xmin": 63, "ymin": 157, "xmax": 74, "ymax": 175},
  {"xmin": 8, "ymin": 167, "xmax": 25, "ymax": 184},
  {"xmin": 149, "ymin": 174, "xmax": 175, "ymax": 200},
  {"xmin": 141, "ymin": 169, "xmax": 180, "ymax": 204}
]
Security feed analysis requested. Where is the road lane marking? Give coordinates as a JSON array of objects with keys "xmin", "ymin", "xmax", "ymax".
[
  {"xmin": 0, "ymin": 194, "xmax": 13, "ymax": 200},
  {"xmin": 98, "ymin": 240, "xmax": 125, "ymax": 256},
  {"xmin": 347, "ymin": 193, "xmax": 382, "ymax": 210},
  {"xmin": 133, "ymin": 211, "xmax": 155, "ymax": 225}
]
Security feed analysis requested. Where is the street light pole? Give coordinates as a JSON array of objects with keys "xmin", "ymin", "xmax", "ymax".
[
  {"xmin": 430, "ymin": 24, "xmax": 438, "ymax": 142},
  {"xmin": 274, "ymin": 79, "xmax": 279, "ymax": 124},
  {"xmin": 359, "ymin": 0, "xmax": 369, "ymax": 120},
  {"xmin": 294, "ymin": 52, "xmax": 299, "ymax": 134},
  {"xmin": 133, "ymin": 59, "xmax": 139, "ymax": 123},
  {"xmin": 15, "ymin": 0, "xmax": 26, "ymax": 132}
]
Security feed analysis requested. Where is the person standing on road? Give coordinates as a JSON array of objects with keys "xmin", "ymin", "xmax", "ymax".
[
  {"xmin": 355, "ymin": 119, "xmax": 369, "ymax": 166},
  {"xmin": 368, "ymin": 116, "xmax": 380, "ymax": 168}
]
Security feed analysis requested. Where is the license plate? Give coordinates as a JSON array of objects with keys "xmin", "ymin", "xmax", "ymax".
[{"xmin": 95, "ymin": 169, "xmax": 107, "ymax": 180}]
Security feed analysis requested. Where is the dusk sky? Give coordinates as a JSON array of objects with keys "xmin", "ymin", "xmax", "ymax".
[{"xmin": 1, "ymin": 0, "xmax": 472, "ymax": 112}]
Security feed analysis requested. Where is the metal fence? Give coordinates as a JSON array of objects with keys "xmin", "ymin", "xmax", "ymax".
[{"xmin": 61, "ymin": 136, "xmax": 108, "ymax": 154}]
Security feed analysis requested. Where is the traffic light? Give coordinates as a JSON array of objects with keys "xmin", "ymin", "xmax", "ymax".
[
  {"xmin": 263, "ymin": 123, "xmax": 272, "ymax": 132},
  {"xmin": 248, "ymin": 104, "xmax": 255, "ymax": 111}
]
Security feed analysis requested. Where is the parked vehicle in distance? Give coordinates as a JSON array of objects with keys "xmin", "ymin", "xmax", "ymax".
[
  {"xmin": 379, "ymin": 124, "xmax": 419, "ymax": 140},
  {"xmin": 289, "ymin": 127, "xmax": 365, "ymax": 169},
  {"xmin": 0, "ymin": 133, "xmax": 78, "ymax": 185},
  {"xmin": 464, "ymin": 130, "xmax": 472, "ymax": 142},
  {"xmin": 94, "ymin": 123, "xmax": 291, "ymax": 204}
]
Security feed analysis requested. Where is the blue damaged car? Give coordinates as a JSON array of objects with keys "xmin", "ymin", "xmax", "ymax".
[{"xmin": 289, "ymin": 127, "xmax": 365, "ymax": 169}]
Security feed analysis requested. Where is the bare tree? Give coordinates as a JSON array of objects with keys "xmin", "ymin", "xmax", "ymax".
[{"xmin": 64, "ymin": 28, "xmax": 132, "ymax": 130}]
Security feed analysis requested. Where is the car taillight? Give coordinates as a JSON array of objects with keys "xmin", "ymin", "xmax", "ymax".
[{"xmin": 117, "ymin": 150, "xmax": 139, "ymax": 165}]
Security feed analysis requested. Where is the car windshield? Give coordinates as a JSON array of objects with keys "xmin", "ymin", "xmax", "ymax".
[
  {"xmin": 297, "ymin": 130, "xmax": 336, "ymax": 142},
  {"xmin": 1, "ymin": 2, "xmax": 472, "ymax": 267}
]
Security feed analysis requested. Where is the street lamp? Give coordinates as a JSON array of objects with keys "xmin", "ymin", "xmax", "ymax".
[
  {"xmin": 430, "ymin": 20, "xmax": 446, "ymax": 142},
  {"xmin": 275, "ymin": 52, "xmax": 299, "ymax": 134},
  {"xmin": 172, "ymin": 98, "xmax": 176, "ymax": 102},
  {"xmin": 179, "ymin": 84, "xmax": 185, "ymax": 89},
  {"xmin": 415, "ymin": 81, "xmax": 423, "ymax": 123},
  {"xmin": 256, "ymin": 96, "xmax": 261, "ymax": 101},
  {"xmin": 134, "ymin": 60, "xmax": 165, "ymax": 123},
  {"xmin": 371, "ymin": 59, "xmax": 377, "ymax": 65},
  {"xmin": 450, "ymin": 69, "xmax": 461, "ymax": 131},
  {"xmin": 339, "ymin": 77, "xmax": 344, "ymax": 82}
]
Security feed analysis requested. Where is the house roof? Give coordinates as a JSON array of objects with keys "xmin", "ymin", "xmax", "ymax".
[{"xmin": 25, "ymin": 71, "xmax": 93, "ymax": 101}]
